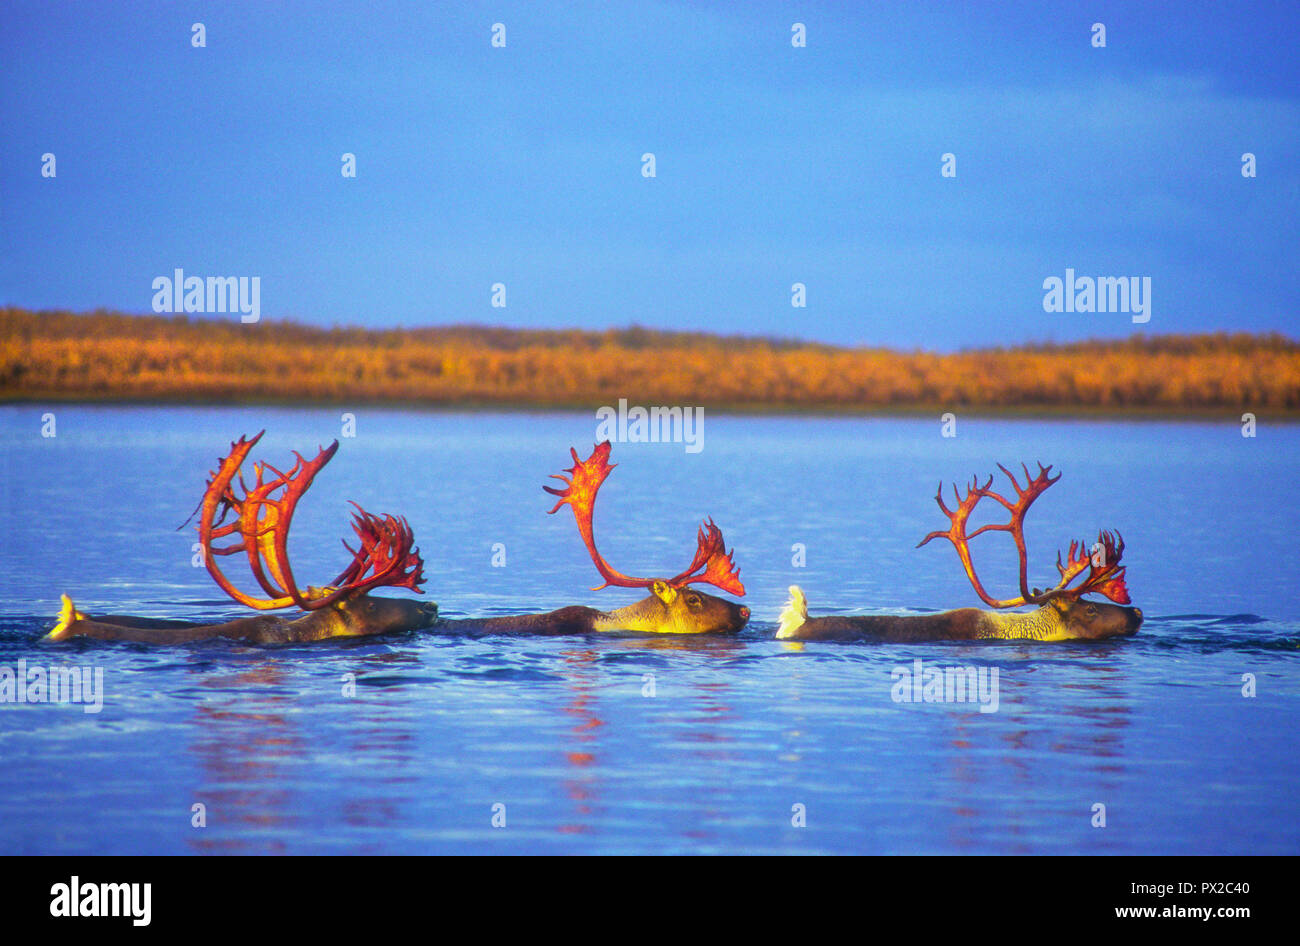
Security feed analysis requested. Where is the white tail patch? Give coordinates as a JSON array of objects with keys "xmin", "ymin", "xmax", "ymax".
[
  {"xmin": 776, "ymin": 585, "xmax": 809, "ymax": 639},
  {"xmin": 46, "ymin": 593, "xmax": 86, "ymax": 641}
]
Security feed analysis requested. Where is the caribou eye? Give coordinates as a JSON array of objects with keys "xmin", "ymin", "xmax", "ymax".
[{"xmin": 1085, "ymin": 605, "xmax": 1097, "ymax": 616}]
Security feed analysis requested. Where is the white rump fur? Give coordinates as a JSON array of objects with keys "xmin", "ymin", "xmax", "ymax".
[{"xmin": 776, "ymin": 585, "xmax": 809, "ymax": 639}]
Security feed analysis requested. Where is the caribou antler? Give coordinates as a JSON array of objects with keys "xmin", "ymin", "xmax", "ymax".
[
  {"xmin": 198, "ymin": 431, "xmax": 425, "ymax": 611},
  {"xmin": 917, "ymin": 462, "xmax": 1129, "ymax": 608},
  {"xmin": 1051, "ymin": 529, "xmax": 1129, "ymax": 604},
  {"xmin": 543, "ymin": 441, "xmax": 745, "ymax": 596}
]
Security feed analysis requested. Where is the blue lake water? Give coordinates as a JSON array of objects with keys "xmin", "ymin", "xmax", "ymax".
[{"xmin": 0, "ymin": 405, "xmax": 1297, "ymax": 854}]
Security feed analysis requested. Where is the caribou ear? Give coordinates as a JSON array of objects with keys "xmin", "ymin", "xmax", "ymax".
[
  {"xmin": 1048, "ymin": 596, "xmax": 1071, "ymax": 614},
  {"xmin": 651, "ymin": 580, "xmax": 678, "ymax": 606}
]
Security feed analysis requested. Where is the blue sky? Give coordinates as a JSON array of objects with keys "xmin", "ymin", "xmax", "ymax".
[{"xmin": 2, "ymin": 0, "xmax": 1297, "ymax": 349}]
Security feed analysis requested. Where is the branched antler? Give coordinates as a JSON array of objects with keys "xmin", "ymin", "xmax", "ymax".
[
  {"xmin": 543, "ymin": 441, "xmax": 745, "ymax": 596},
  {"xmin": 198, "ymin": 431, "xmax": 425, "ymax": 611},
  {"xmin": 917, "ymin": 462, "xmax": 1129, "ymax": 608},
  {"xmin": 1053, "ymin": 529, "xmax": 1129, "ymax": 604}
]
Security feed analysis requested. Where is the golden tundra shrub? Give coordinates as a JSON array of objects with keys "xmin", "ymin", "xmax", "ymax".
[{"xmin": 2, "ymin": 307, "xmax": 1297, "ymax": 412}]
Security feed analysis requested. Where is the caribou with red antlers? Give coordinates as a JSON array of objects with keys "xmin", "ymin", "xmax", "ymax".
[
  {"xmin": 778, "ymin": 463, "xmax": 1142, "ymax": 642},
  {"xmin": 447, "ymin": 441, "xmax": 750, "ymax": 635},
  {"xmin": 46, "ymin": 431, "xmax": 438, "ymax": 644}
]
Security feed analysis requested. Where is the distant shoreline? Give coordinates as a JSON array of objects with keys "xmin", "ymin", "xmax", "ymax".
[
  {"xmin": 4, "ymin": 307, "xmax": 1298, "ymax": 418},
  {"xmin": 3, "ymin": 393, "xmax": 1295, "ymax": 423}
]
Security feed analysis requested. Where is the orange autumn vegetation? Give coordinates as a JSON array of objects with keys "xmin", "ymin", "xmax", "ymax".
[{"xmin": 2, "ymin": 307, "xmax": 1298, "ymax": 414}]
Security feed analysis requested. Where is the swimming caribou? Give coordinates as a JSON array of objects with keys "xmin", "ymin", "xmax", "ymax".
[
  {"xmin": 440, "ymin": 441, "xmax": 750, "ymax": 635},
  {"xmin": 45, "ymin": 431, "xmax": 438, "ymax": 644},
  {"xmin": 777, "ymin": 463, "xmax": 1142, "ymax": 642}
]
